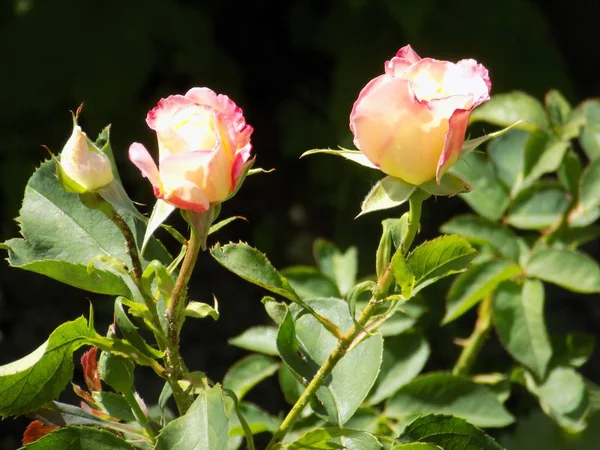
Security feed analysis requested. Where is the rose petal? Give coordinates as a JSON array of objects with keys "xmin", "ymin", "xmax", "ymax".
[
  {"xmin": 129, "ymin": 143, "xmax": 161, "ymax": 189},
  {"xmin": 396, "ymin": 45, "xmax": 421, "ymax": 63},
  {"xmin": 163, "ymin": 179, "xmax": 210, "ymax": 213},
  {"xmin": 161, "ymin": 148, "xmax": 233, "ymax": 203},
  {"xmin": 146, "ymin": 95, "xmax": 191, "ymax": 130},
  {"xmin": 350, "ymin": 74, "xmax": 388, "ymax": 135},
  {"xmin": 437, "ymin": 108, "xmax": 471, "ymax": 182},
  {"xmin": 352, "ymin": 78, "xmax": 447, "ymax": 185}
]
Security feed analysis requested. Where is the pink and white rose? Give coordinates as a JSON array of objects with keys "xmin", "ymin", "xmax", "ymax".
[
  {"xmin": 129, "ymin": 87, "xmax": 253, "ymax": 212},
  {"xmin": 350, "ymin": 45, "xmax": 491, "ymax": 185}
]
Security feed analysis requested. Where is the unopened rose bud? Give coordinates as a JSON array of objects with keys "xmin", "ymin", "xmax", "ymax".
[{"xmin": 59, "ymin": 125, "xmax": 114, "ymax": 192}]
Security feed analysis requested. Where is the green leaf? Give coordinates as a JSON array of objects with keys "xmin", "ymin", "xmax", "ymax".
[
  {"xmin": 228, "ymin": 326, "xmax": 278, "ymax": 356},
  {"xmin": 499, "ymin": 410, "xmax": 600, "ymax": 450},
  {"xmin": 419, "ymin": 172, "xmax": 471, "ymax": 196},
  {"xmin": 578, "ymin": 158, "xmax": 600, "ymax": 215},
  {"xmin": 524, "ymin": 366, "xmax": 589, "ymax": 432},
  {"xmin": 377, "ymin": 221, "xmax": 395, "ymax": 280},
  {"xmin": 228, "ymin": 402, "xmax": 280, "ymax": 437},
  {"xmin": 545, "ymin": 89, "xmax": 572, "ymax": 131},
  {"xmin": 114, "ymin": 298, "xmax": 163, "ymax": 359},
  {"xmin": 286, "ymin": 427, "xmax": 382, "ymax": 450},
  {"xmin": 397, "ymin": 414, "xmax": 504, "ymax": 450},
  {"xmin": 406, "ymin": 235, "xmax": 477, "ymax": 295},
  {"xmin": 0, "ymin": 317, "xmax": 91, "ymax": 417},
  {"xmin": 3, "ymin": 162, "xmax": 127, "ymax": 295},
  {"xmin": 558, "ymin": 150, "xmax": 583, "ymax": 196},
  {"xmin": 492, "ymin": 280, "xmax": 553, "ymax": 379},
  {"xmin": 526, "ymin": 248, "xmax": 600, "ymax": 293},
  {"xmin": 391, "ymin": 444, "xmax": 442, "ymax": 450},
  {"xmin": 386, "ymin": 373, "xmax": 515, "ymax": 428},
  {"xmin": 279, "ymin": 299, "xmax": 383, "ymax": 425},
  {"xmin": 459, "ymin": 120, "xmax": 527, "ymax": 159},
  {"xmin": 301, "ymin": 148, "xmax": 379, "ymax": 170},
  {"xmin": 577, "ymin": 100, "xmax": 600, "ymax": 159},
  {"xmin": 359, "ymin": 176, "xmax": 416, "ymax": 216},
  {"xmin": 368, "ymin": 331, "xmax": 430, "ymax": 405},
  {"xmin": 488, "ymin": 128, "xmax": 529, "ymax": 190},
  {"xmin": 185, "ymin": 298, "xmax": 219, "ymax": 321},
  {"xmin": 210, "ymin": 242, "xmax": 298, "ymax": 301},
  {"xmin": 443, "ymin": 260, "xmax": 521, "ymax": 325},
  {"xmin": 506, "ymin": 182, "xmax": 570, "ymax": 230},
  {"xmin": 470, "ymin": 91, "xmax": 549, "ymax": 130},
  {"xmin": 522, "ymin": 130, "xmax": 569, "ymax": 186},
  {"xmin": 223, "ymin": 354, "xmax": 279, "ymax": 402},
  {"xmin": 141, "ymin": 199, "xmax": 176, "ymax": 254},
  {"xmin": 281, "ymin": 266, "xmax": 341, "ymax": 300},
  {"xmin": 155, "ymin": 384, "xmax": 229, "ymax": 450},
  {"xmin": 209, "ymin": 216, "xmax": 247, "ymax": 236},
  {"xmin": 392, "ymin": 249, "xmax": 415, "ymax": 299},
  {"xmin": 2, "ymin": 161, "xmax": 169, "ymax": 296},
  {"xmin": 98, "ymin": 351, "xmax": 134, "ymax": 394},
  {"xmin": 278, "ymin": 364, "xmax": 305, "ymax": 406},
  {"xmin": 313, "ymin": 240, "xmax": 358, "ymax": 296},
  {"xmin": 262, "ymin": 297, "xmax": 288, "ymax": 325},
  {"xmin": 22, "ymin": 426, "xmax": 136, "ymax": 449},
  {"xmin": 551, "ymin": 333, "xmax": 595, "ymax": 368},
  {"xmin": 441, "ymin": 215, "xmax": 520, "ymax": 262},
  {"xmin": 452, "ymin": 153, "xmax": 510, "ymax": 221},
  {"xmin": 93, "ymin": 391, "xmax": 135, "ymax": 422},
  {"xmin": 551, "ymin": 224, "xmax": 600, "ymax": 249}
]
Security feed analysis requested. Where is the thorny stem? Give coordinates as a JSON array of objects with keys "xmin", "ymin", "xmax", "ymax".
[
  {"xmin": 452, "ymin": 293, "xmax": 494, "ymax": 376},
  {"xmin": 266, "ymin": 197, "xmax": 423, "ymax": 449},
  {"xmin": 163, "ymin": 224, "xmax": 204, "ymax": 415},
  {"xmin": 108, "ymin": 210, "xmax": 143, "ymax": 283}
]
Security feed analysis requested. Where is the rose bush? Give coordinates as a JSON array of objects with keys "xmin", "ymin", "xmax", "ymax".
[
  {"xmin": 129, "ymin": 87, "xmax": 253, "ymax": 212},
  {"xmin": 350, "ymin": 45, "xmax": 491, "ymax": 185}
]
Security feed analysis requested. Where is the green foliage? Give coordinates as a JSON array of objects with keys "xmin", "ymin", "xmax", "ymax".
[
  {"xmin": 313, "ymin": 240, "xmax": 358, "ymax": 296},
  {"xmin": 524, "ymin": 366, "xmax": 589, "ymax": 432},
  {"xmin": 397, "ymin": 414, "xmax": 504, "ymax": 450},
  {"xmin": 492, "ymin": 280, "xmax": 552, "ymax": 379},
  {"xmin": 406, "ymin": 235, "xmax": 477, "ymax": 295},
  {"xmin": 223, "ymin": 355, "xmax": 279, "ymax": 401},
  {"xmin": 211, "ymin": 242, "xmax": 298, "ymax": 301},
  {"xmin": 526, "ymin": 248, "xmax": 600, "ymax": 293},
  {"xmin": 2, "ymin": 161, "xmax": 169, "ymax": 295},
  {"xmin": 228, "ymin": 326, "xmax": 279, "ymax": 356},
  {"xmin": 155, "ymin": 385, "xmax": 229, "ymax": 450},
  {"xmin": 277, "ymin": 299, "xmax": 383, "ymax": 426},
  {"xmin": 470, "ymin": 91, "xmax": 549, "ymax": 130},
  {"xmin": 0, "ymin": 317, "xmax": 91, "ymax": 417},
  {"xmin": 441, "ymin": 215, "xmax": 520, "ymax": 262},
  {"xmin": 286, "ymin": 427, "xmax": 382, "ymax": 449},
  {"xmin": 386, "ymin": 373, "xmax": 514, "ymax": 428},
  {"xmin": 359, "ymin": 176, "xmax": 416, "ymax": 216},
  {"xmin": 368, "ymin": 331, "xmax": 430, "ymax": 405},
  {"xmin": 22, "ymin": 426, "xmax": 136, "ymax": 449},
  {"xmin": 443, "ymin": 260, "xmax": 521, "ymax": 324}
]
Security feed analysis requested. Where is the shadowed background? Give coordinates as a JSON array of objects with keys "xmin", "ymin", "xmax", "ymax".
[{"xmin": 1, "ymin": 0, "xmax": 599, "ymax": 447}]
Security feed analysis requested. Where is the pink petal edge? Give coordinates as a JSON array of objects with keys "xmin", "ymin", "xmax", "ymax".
[{"xmin": 436, "ymin": 108, "xmax": 470, "ymax": 183}]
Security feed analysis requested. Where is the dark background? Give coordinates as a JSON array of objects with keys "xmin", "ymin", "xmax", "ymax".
[{"xmin": 1, "ymin": 0, "xmax": 599, "ymax": 447}]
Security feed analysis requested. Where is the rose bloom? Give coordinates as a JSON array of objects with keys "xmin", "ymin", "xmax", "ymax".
[
  {"xmin": 350, "ymin": 45, "xmax": 491, "ymax": 185},
  {"xmin": 129, "ymin": 88, "xmax": 253, "ymax": 212}
]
